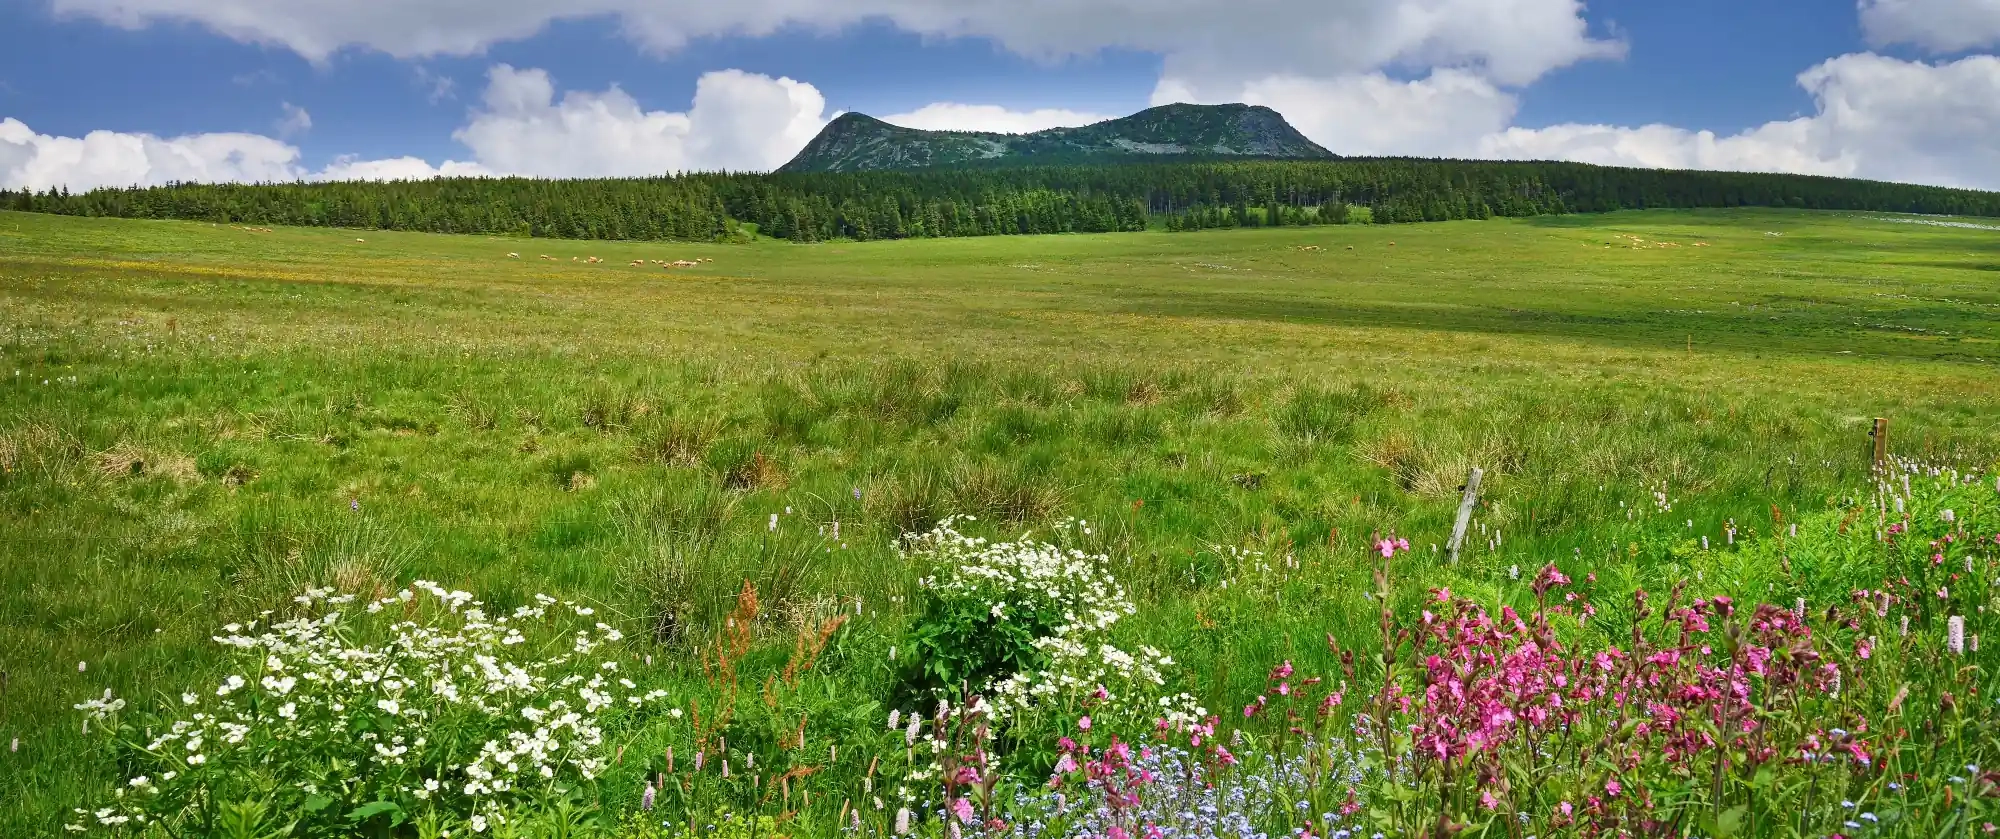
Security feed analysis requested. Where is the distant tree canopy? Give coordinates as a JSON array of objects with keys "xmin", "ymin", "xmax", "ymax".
[{"xmin": 7, "ymin": 158, "xmax": 1998, "ymax": 242}]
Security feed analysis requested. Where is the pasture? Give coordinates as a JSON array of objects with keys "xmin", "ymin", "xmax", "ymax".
[{"xmin": 2, "ymin": 208, "xmax": 1997, "ymax": 837}]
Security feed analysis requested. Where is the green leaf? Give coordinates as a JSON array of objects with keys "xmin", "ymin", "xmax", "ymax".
[
  {"xmin": 302, "ymin": 795, "xmax": 335, "ymax": 814},
  {"xmin": 1715, "ymin": 804, "xmax": 1747, "ymax": 837},
  {"xmin": 346, "ymin": 800, "xmax": 404, "ymax": 824}
]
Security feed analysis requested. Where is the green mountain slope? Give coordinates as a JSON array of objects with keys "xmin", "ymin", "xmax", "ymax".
[{"xmin": 778, "ymin": 103, "xmax": 1336, "ymax": 173}]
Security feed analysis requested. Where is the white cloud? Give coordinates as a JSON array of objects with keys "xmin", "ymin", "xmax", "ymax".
[
  {"xmin": 0, "ymin": 118, "xmax": 496, "ymax": 190},
  {"xmin": 451, "ymin": 65, "xmax": 828, "ymax": 175},
  {"xmin": 879, "ymin": 103, "xmax": 1114, "ymax": 134},
  {"xmin": 1860, "ymin": 0, "xmax": 2000, "ymax": 53},
  {"xmin": 0, "ymin": 117, "xmax": 305, "ymax": 191},
  {"xmin": 1155, "ymin": 52, "xmax": 2000, "ymax": 190},
  {"xmin": 1155, "ymin": 70, "xmax": 1517, "ymax": 157},
  {"xmin": 1481, "ymin": 53, "xmax": 2000, "ymax": 189},
  {"xmin": 49, "ymin": 0, "xmax": 1620, "ymax": 87},
  {"xmin": 2, "ymin": 64, "xmax": 828, "ymax": 190},
  {"xmin": 276, "ymin": 102, "xmax": 313, "ymax": 138},
  {"xmin": 315, "ymin": 155, "xmax": 492, "ymax": 181},
  {"xmin": 1475, "ymin": 121, "xmax": 1851, "ymax": 175}
]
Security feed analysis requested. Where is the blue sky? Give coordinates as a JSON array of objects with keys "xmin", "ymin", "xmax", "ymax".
[{"xmin": 3, "ymin": 0, "xmax": 1999, "ymax": 189}]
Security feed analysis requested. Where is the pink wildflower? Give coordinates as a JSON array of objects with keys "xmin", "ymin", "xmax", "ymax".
[
  {"xmin": 952, "ymin": 798, "xmax": 977, "ymax": 825},
  {"xmin": 1078, "ymin": 716, "xmax": 1092, "ymax": 732}
]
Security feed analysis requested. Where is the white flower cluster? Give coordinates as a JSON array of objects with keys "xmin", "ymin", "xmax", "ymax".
[
  {"xmin": 903, "ymin": 519, "xmax": 1203, "ymax": 729},
  {"xmin": 69, "ymin": 583, "xmax": 672, "ymax": 835},
  {"xmin": 906, "ymin": 517, "xmax": 1135, "ymax": 637}
]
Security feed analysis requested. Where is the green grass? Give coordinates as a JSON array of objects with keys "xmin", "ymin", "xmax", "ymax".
[{"xmin": 2, "ymin": 207, "xmax": 1998, "ymax": 835}]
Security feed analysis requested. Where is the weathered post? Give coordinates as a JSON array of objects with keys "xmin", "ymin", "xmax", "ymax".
[
  {"xmin": 1871, "ymin": 418, "xmax": 1890, "ymax": 473},
  {"xmin": 1447, "ymin": 466, "xmax": 1483, "ymax": 565}
]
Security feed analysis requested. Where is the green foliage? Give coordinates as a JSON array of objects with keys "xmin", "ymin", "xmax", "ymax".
[{"xmin": 7, "ymin": 155, "xmax": 1998, "ymax": 245}]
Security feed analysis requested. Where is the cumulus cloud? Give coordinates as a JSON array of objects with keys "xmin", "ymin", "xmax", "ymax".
[
  {"xmin": 1860, "ymin": 0, "xmax": 2000, "ymax": 53},
  {"xmin": 2, "ymin": 64, "xmax": 827, "ymax": 190},
  {"xmin": 879, "ymin": 103, "xmax": 1114, "ymax": 134},
  {"xmin": 1154, "ymin": 70, "xmax": 1517, "ymax": 157},
  {"xmin": 451, "ymin": 65, "xmax": 827, "ymax": 175},
  {"xmin": 0, "ymin": 117, "xmax": 305, "ymax": 191},
  {"xmin": 1481, "ymin": 53, "xmax": 2000, "ymax": 189},
  {"xmin": 48, "ymin": 0, "xmax": 1620, "ymax": 87},
  {"xmin": 314, "ymin": 155, "xmax": 492, "ymax": 181},
  {"xmin": 1152, "ymin": 52, "xmax": 2000, "ymax": 190}
]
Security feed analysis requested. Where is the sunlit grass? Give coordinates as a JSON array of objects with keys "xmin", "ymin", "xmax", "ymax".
[{"xmin": 2, "ymin": 207, "xmax": 1997, "ymax": 834}]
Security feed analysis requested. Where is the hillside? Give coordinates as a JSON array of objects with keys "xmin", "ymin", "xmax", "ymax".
[{"xmin": 777, "ymin": 102, "xmax": 1336, "ymax": 172}]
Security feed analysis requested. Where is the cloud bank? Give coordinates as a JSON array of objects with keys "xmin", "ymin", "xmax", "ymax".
[
  {"xmin": 9, "ymin": 0, "xmax": 2000, "ymax": 193},
  {"xmin": 48, "ymin": 0, "xmax": 1619, "ymax": 88}
]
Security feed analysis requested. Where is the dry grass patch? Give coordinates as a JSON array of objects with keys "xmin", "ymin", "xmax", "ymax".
[{"xmin": 94, "ymin": 441, "xmax": 199, "ymax": 484}]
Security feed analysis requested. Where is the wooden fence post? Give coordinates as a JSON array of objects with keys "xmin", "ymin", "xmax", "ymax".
[
  {"xmin": 1871, "ymin": 418, "xmax": 1889, "ymax": 473},
  {"xmin": 1447, "ymin": 467, "xmax": 1483, "ymax": 565}
]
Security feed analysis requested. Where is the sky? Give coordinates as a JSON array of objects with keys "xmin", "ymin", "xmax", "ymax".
[{"xmin": 3, "ymin": 0, "xmax": 2000, "ymax": 190}]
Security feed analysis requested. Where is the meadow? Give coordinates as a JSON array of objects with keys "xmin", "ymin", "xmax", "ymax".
[{"xmin": 2, "ymin": 207, "xmax": 1998, "ymax": 837}]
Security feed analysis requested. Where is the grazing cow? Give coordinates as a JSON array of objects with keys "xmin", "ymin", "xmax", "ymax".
[
  {"xmin": 355, "ymin": 238, "xmax": 366, "ymax": 242},
  {"xmin": 508, "ymin": 253, "xmax": 520, "ymax": 259}
]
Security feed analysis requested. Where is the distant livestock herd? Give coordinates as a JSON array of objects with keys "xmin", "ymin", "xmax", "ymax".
[{"xmin": 504, "ymin": 252, "xmax": 712, "ymax": 269}]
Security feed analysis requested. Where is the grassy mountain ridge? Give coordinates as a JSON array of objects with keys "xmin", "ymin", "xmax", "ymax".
[{"xmin": 778, "ymin": 102, "xmax": 1337, "ymax": 172}]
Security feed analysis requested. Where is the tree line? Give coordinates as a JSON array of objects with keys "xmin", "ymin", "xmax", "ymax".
[{"xmin": 6, "ymin": 158, "xmax": 1998, "ymax": 242}]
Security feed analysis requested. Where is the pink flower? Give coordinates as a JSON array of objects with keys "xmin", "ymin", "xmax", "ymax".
[
  {"xmin": 1108, "ymin": 827, "xmax": 1130, "ymax": 839},
  {"xmin": 952, "ymin": 798, "xmax": 977, "ymax": 825},
  {"xmin": 1605, "ymin": 779, "xmax": 1622, "ymax": 797},
  {"xmin": 1215, "ymin": 747, "xmax": 1238, "ymax": 766},
  {"xmin": 1559, "ymin": 801, "xmax": 1573, "ymax": 816},
  {"xmin": 1077, "ymin": 716, "xmax": 1092, "ymax": 732},
  {"xmin": 1376, "ymin": 539, "xmax": 1396, "ymax": 558},
  {"xmin": 1053, "ymin": 754, "xmax": 1078, "ymax": 775},
  {"xmin": 1479, "ymin": 791, "xmax": 1499, "ymax": 810}
]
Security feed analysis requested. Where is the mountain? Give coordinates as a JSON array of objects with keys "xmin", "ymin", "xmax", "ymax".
[{"xmin": 777, "ymin": 103, "xmax": 1336, "ymax": 173}]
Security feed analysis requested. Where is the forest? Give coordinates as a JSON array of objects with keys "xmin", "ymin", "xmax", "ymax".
[{"xmin": 8, "ymin": 157, "xmax": 2000, "ymax": 242}]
